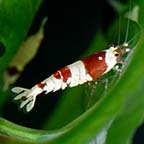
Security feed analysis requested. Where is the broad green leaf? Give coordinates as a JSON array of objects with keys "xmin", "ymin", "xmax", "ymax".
[
  {"xmin": 0, "ymin": 0, "xmax": 42, "ymax": 73},
  {"xmin": 0, "ymin": 0, "xmax": 42, "ymax": 109}
]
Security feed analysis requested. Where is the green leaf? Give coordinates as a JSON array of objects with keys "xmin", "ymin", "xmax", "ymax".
[
  {"xmin": 0, "ymin": 0, "xmax": 42, "ymax": 109},
  {"xmin": 0, "ymin": 0, "xmax": 42, "ymax": 72}
]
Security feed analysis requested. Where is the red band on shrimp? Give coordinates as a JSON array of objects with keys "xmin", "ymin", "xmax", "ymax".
[
  {"xmin": 53, "ymin": 71, "xmax": 61, "ymax": 79},
  {"xmin": 82, "ymin": 51, "xmax": 107, "ymax": 80},
  {"xmin": 37, "ymin": 82, "xmax": 46, "ymax": 89},
  {"xmin": 59, "ymin": 66, "xmax": 71, "ymax": 82}
]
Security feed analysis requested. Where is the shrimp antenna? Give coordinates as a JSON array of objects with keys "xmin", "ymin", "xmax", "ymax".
[
  {"xmin": 124, "ymin": 0, "xmax": 132, "ymax": 43},
  {"xmin": 117, "ymin": 0, "xmax": 121, "ymax": 45}
]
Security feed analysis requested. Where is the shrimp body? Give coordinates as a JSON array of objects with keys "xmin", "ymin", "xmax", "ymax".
[{"xmin": 12, "ymin": 43, "xmax": 130, "ymax": 112}]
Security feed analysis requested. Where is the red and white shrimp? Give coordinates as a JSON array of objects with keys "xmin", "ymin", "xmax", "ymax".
[{"xmin": 12, "ymin": 43, "xmax": 130, "ymax": 112}]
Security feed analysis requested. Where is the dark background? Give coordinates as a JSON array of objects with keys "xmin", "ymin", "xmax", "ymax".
[{"xmin": 2, "ymin": 0, "xmax": 144, "ymax": 143}]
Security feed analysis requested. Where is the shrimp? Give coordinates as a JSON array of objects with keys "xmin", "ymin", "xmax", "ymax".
[{"xmin": 12, "ymin": 43, "xmax": 130, "ymax": 112}]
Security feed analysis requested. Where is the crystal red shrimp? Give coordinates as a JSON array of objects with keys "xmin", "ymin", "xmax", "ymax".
[{"xmin": 12, "ymin": 43, "xmax": 130, "ymax": 112}]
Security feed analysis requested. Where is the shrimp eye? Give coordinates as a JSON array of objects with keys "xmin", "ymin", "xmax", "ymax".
[{"xmin": 115, "ymin": 53, "xmax": 119, "ymax": 57}]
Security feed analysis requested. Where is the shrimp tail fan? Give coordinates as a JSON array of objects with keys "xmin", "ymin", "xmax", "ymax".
[{"xmin": 12, "ymin": 87, "xmax": 36, "ymax": 112}]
